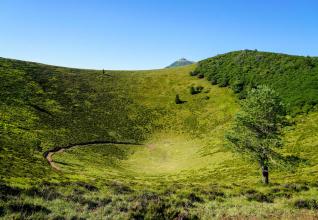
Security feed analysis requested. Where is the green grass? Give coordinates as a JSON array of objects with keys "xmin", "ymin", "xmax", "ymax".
[{"xmin": 1, "ymin": 56, "xmax": 318, "ymax": 219}]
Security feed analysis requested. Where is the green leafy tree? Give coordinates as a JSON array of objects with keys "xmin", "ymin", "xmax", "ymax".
[{"xmin": 225, "ymin": 85, "xmax": 285, "ymax": 184}]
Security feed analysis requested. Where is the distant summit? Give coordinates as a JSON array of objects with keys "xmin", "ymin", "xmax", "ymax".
[{"xmin": 166, "ymin": 58, "xmax": 194, "ymax": 68}]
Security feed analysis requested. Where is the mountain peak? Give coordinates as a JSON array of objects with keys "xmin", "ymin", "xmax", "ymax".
[{"xmin": 166, "ymin": 58, "xmax": 194, "ymax": 68}]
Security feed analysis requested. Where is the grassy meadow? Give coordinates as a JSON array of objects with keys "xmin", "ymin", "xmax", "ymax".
[{"xmin": 1, "ymin": 54, "xmax": 318, "ymax": 219}]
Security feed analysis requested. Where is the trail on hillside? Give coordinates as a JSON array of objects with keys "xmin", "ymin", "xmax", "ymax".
[{"xmin": 44, "ymin": 140, "xmax": 143, "ymax": 170}]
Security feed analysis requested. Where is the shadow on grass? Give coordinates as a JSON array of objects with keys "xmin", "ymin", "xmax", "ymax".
[
  {"xmin": 8, "ymin": 203, "xmax": 51, "ymax": 216},
  {"xmin": 54, "ymin": 160, "xmax": 73, "ymax": 166},
  {"xmin": 0, "ymin": 206, "xmax": 4, "ymax": 217}
]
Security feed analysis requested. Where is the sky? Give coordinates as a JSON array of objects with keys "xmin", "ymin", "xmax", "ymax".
[{"xmin": 1, "ymin": 0, "xmax": 318, "ymax": 70}]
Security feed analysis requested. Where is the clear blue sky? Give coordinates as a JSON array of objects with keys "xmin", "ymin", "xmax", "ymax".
[{"xmin": 1, "ymin": 0, "xmax": 317, "ymax": 70}]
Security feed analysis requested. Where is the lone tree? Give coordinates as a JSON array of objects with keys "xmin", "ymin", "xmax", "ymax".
[{"xmin": 225, "ymin": 85, "xmax": 285, "ymax": 184}]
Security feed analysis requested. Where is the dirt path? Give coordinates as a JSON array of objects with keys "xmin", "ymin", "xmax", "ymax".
[{"xmin": 43, "ymin": 140, "xmax": 142, "ymax": 170}]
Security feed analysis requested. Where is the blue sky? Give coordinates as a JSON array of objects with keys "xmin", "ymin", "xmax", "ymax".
[{"xmin": 1, "ymin": 0, "xmax": 317, "ymax": 70}]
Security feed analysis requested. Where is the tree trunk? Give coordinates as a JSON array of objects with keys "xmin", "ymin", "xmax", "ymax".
[{"xmin": 262, "ymin": 165, "xmax": 269, "ymax": 184}]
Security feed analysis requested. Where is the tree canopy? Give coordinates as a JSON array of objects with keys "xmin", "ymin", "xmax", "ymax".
[{"xmin": 225, "ymin": 85, "xmax": 286, "ymax": 184}]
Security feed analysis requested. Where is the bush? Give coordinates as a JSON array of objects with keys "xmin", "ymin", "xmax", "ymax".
[
  {"xmin": 186, "ymin": 193, "xmax": 203, "ymax": 203},
  {"xmin": 218, "ymin": 77, "xmax": 229, "ymax": 87},
  {"xmin": 175, "ymin": 94, "xmax": 184, "ymax": 104},
  {"xmin": 244, "ymin": 190, "xmax": 274, "ymax": 203},
  {"xmin": 294, "ymin": 199, "xmax": 318, "ymax": 209},
  {"xmin": 237, "ymin": 91, "xmax": 247, "ymax": 100},
  {"xmin": 108, "ymin": 181, "xmax": 133, "ymax": 194},
  {"xmin": 189, "ymin": 71, "xmax": 198, "ymax": 76},
  {"xmin": 144, "ymin": 200, "xmax": 166, "ymax": 219},
  {"xmin": 190, "ymin": 86, "xmax": 204, "ymax": 95},
  {"xmin": 283, "ymin": 183, "xmax": 310, "ymax": 192},
  {"xmin": 197, "ymin": 73, "xmax": 204, "ymax": 79},
  {"xmin": 232, "ymin": 81, "xmax": 244, "ymax": 93},
  {"xmin": 76, "ymin": 182, "xmax": 99, "ymax": 192},
  {"xmin": 211, "ymin": 78, "xmax": 218, "ymax": 85},
  {"xmin": 207, "ymin": 190, "xmax": 225, "ymax": 200}
]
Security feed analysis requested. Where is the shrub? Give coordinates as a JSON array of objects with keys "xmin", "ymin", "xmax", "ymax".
[
  {"xmin": 244, "ymin": 190, "xmax": 274, "ymax": 203},
  {"xmin": 86, "ymin": 200, "xmax": 99, "ymax": 210},
  {"xmin": 187, "ymin": 193, "xmax": 203, "ymax": 203},
  {"xmin": 189, "ymin": 71, "xmax": 198, "ymax": 76},
  {"xmin": 76, "ymin": 182, "xmax": 99, "ymax": 192},
  {"xmin": 175, "ymin": 94, "xmax": 185, "ymax": 104},
  {"xmin": 294, "ymin": 199, "xmax": 318, "ymax": 209},
  {"xmin": 190, "ymin": 86, "xmax": 204, "ymax": 95},
  {"xmin": 197, "ymin": 86, "xmax": 204, "ymax": 91},
  {"xmin": 109, "ymin": 181, "xmax": 133, "ymax": 194},
  {"xmin": 197, "ymin": 73, "xmax": 204, "ymax": 79},
  {"xmin": 218, "ymin": 77, "xmax": 229, "ymax": 87},
  {"xmin": 211, "ymin": 78, "xmax": 218, "ymax": 85},
  {"xmin": 232, "ymin": 81, "xmax": 244, "ymax": 93},
  {"xmin": 237, "ymin": 91, "xmax": 247, "ymax": 100},
  {"xmin": 190, "ymin": 87, "xmax": 196, "ymax": 95},
  {"xmin": 283, "ymin": 183, "xmax": 310, "ymax": 192},
  {"xmin": 144, "ymin": 200, "xmax": 166, "ymax": 219}
]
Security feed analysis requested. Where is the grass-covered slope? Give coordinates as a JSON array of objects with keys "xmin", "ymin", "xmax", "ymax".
[
  {"xmin": 1, "ymin": 56, "xmax": 318, "ymax": 219},
  {"xmin": 193, "ymin": 50, "xmax": 318, "ymax": 115},
  {"xmin": 0, "ymin": 57, "xmax": 160, "ymax": 185}
]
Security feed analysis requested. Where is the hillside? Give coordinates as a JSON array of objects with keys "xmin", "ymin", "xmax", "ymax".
[
  {"xmin": 0, "ymin": 55, "xmax": 318, "ymax": 219},
  {"xmin": 166, "ymin": 58, "xmax": 195, "ymax": 68},
  {"xmin": 193, "ymin": 50, "xmax": 318, "ymax": 115}
]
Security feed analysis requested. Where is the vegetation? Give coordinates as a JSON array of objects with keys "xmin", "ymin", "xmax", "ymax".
[
  {"xmin": 166, "ymin": 58, "xmax": 194, "ymax": 68},
  {"xmin": 0, "ymin": 53, "xmax": 318, "ymax": 219},
  {"xmin": 226, "ymin": 86, "xmax": 286, "ymax": 184},
  {"xmin": 193, "ymin": 50, "xmax": 318, "ymax": 115},
  {"xmin": 190, "ymin": 86, "xmax": 204, "ymax": 95},
  {"xmin": 175, "ymin": 94, "xmax": 185, "ymax": 104}
]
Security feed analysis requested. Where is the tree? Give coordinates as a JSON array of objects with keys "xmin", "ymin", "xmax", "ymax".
[{"xmin": 225, "ymin": 85, "xmax": 285, "ymax": 184}]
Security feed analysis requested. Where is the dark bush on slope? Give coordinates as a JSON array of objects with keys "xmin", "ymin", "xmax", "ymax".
[
  {"xmin": 193, "ymin": 50, "xmax": 318, "ymax": 115},
  {"xmin": 190, "ymin": 86, "xmax": 204, "ymax": 95}
]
